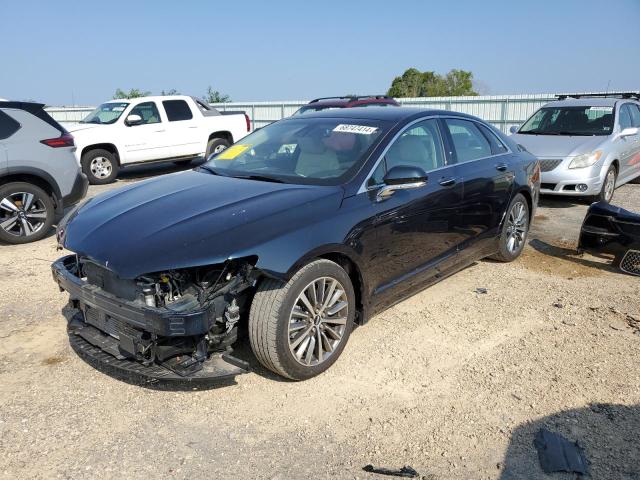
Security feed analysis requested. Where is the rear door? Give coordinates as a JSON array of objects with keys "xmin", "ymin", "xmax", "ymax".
[
  {"xmin": 360, "ymin": 117, "xmax": 465, "ymax": 305},
  {"xmin": 442, "ymin": 117, "xmax": 515, "ymax": 259},
  {"xmin": 161, "ymin": 99, "xmax": 202, "ymax": 157},
  {"xmin": 621, "ymin": 103, "xmax": 640, "ymax": 181}
]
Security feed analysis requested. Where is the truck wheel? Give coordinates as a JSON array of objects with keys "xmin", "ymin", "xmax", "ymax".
[
  {"xmin": 82, "ymin": 149, "xmax": 119, "ymax": 185},
  {"xmin": 490, "ymin": 193, "xmax": 530, "ymax": 262},
  {"xmin": 249, "ymin": 259, "xmax": 356, "ymax": 380},
  {"xmin": 206, "ymin": 138, "xmax": 230, "ymax": 159},
  {"xmin": 0, "ymin": 182, "xmax": 54, "ymax": 244}
]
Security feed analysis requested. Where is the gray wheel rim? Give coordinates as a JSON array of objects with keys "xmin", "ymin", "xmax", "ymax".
[
  {"xmin": 213, "ymin": 144, "xmax": 227, "ymax": 154},
  {"xmin": 90, "ymin": 156, "xmax": 112, "ymax": 179},
  {"xmin": 0, "ymin": 192, "xmax": 48, "ymax": 237},
  {"xmin": 288, "ymin": 276, "xmax": 349, "ymax": 366},
  {"xmin": 505, "ymin": 201, "xmax": 527, "ymax": 254},
  {"xmin": 604, "ymin": 169, "xmax": 616, "ymax": 202}
]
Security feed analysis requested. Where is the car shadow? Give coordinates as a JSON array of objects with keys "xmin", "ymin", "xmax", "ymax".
[
  {"xmin": 117, "ymin": 157, "xmax": 206, "ymax": 182},
  {"xmin": 538, "ymin": 195, "xmax": 590, "ymax": 209},
  {"xmin": 498, "ymin": 404, "xmax": 640, "ymax": 479},
  {"xmin": 528, "ymin": 238, "xmax": 620, "ymax": 274}
]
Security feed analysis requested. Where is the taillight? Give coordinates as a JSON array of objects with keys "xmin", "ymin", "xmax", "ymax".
[
  {"xmin": 40, "ymin": 133, "xmax": 75, "ymax": 148},
  {"xmin": 244, "ymin": 114, "xmax": 251, "ymax": 132}
]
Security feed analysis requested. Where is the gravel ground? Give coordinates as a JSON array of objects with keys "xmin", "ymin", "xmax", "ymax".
[{"xmin": 1, "ymin": 164, "xmax": 639, "ymax": 480}]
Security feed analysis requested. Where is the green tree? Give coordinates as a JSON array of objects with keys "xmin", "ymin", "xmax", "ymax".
[
  {"xmin": 161, "ymin": 88, "xmax": 180, "ymax": 96},
  {"xmin": 203, "ymin": 86, "xmax": 231, "ymax": 103},
  {"xmin": 387, "ymin": 68, "xmax": 478, "ymax": 98},
  {"xmin": 113, "ymin": 88, "xmax": 151, "ymax": 99}
]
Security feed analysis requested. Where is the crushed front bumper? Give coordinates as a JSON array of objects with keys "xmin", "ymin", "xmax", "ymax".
[{"xmin": 52, "ymin": 255, "xmax": 250, "ymax": 381}]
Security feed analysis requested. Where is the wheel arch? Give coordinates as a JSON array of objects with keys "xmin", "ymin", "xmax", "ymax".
[
  {"xmin": 208, "ymin": 131, "xmax": 234, "ymax": 144},
  {"xmin": 81, "ymin": 143, "xmax": 121, "ymax": 165},
  {"xmin": 0, "ymin": 168, "xmax": 62, "ymax": 210}
]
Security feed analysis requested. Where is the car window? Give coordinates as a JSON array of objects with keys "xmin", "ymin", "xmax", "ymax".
[
  {"xmin": 619, "ymin": 105, "xmax": 633, "ymax": 130},
  {"xmin": 626, "ymin": 104, "xmax": 640, "ymax": 128},
  {"xmin": 0, "ymin": 110, "xmax": 21, "ymax": 140},
  {"xmin": 445, "ymin": 118, "xmax": 492, "ymax": 162},
  {"xmin": 478, "ymin": 124, "xmax": 508, "ymax": 155},
  {"xmin": 129, "ymin": 102, "xmax": 161, "ymax": 125},
  {"xmin": 81, "ymin": 102, "xmax": 129, "ymax": 125},
  {"xmin": 384, "ymin": 119, "xmax": 446, "ymax": 173},
  {"xmin": 163, "ymin": 100, "xmax": 193, "ymax": 121}
]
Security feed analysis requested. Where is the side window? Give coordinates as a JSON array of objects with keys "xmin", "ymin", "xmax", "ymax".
[
  {"xmin": 384, "ymin": 119, "xmax": 446, "ymax": 173},
  {"xmin": 163, "ymin": 100, "xmax": 193, "ymax": 121},
  {"xmin": 619, "ymin": 105, "xmax": 633, "ymax": 130},
  {"xmin": 128, "ymin": 102, "xmax": 161, "ymax": 125},
  {"xmin": 368, "ymin": 159, "xmax": 387, "ymax": 187},
  {"xmin": 627, "ymin": 104, "xmax": 640, "ymax": 128},
  {"xmin": 0, "ymin": 110, "xmax": 21, "ymax": 140},
  {"xmin": 445, "ymin": 118, "xmax": 492, "ymax": 162},
  {"xmin": 479, "ymin": 124, "xmax": 508, "ymax": 155}
]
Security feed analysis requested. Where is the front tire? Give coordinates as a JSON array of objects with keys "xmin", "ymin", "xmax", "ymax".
[
  {"xmin": 249, "ymin": 259, "xmax": 356, "ymax": 380},
  {"xmin": 81, "ymin": 149, "xmax": 119, "ymax": 185},
  {"xmin": 0, "ymin": 182, "xmax": 55, "ymax": 244},
  {"xmin": 592, "ymin": 164, "xmax": 617, "ymax": 203},
  {"xmin": 490, "ymin": 193, "xmax": 530, "ymax": 262}
]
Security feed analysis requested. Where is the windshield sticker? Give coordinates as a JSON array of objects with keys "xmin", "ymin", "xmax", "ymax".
[
  {"xmin": 333, "ymin": 124, "xmax": 378, "ymax": 135},
  {"xmin": 215, "ymin": 144, "xmax": 251, "ymax": 160},
  {"xmin": 112, "ymin": 106, "xmax": 126, "ymax": 112},
  {"xmin": 589, "ymin": 107, "xmax": 613, "ymax": 113}
]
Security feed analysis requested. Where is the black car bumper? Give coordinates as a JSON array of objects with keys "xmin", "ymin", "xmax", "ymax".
[
  {"xmin": 61, "ymin": 171, "xmax": 88, "ymax": 209},
  {"xmin": 52, "ymin": 255, "xmax": 249, "ymax": 380}
]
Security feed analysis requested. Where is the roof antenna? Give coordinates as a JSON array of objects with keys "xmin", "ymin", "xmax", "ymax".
[{"xmin": 605, "ymin": 80, "xmax": 611, "ymax": 97}]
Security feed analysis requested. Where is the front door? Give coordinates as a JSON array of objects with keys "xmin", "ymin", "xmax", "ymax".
[
  {"xmin": 360, "ymin": 118, "xmax": 465, "ymax": 306},
  {"xmin": 441, "ymin": 118, "xmax": 515, "ymax": 259},
  {"xmin": 119, "ymin": 101, "xmax": 172, "ymax": 163},
  {"xmin": 619, "ymin": 103, "xmax": 640, "ymax": 182}
]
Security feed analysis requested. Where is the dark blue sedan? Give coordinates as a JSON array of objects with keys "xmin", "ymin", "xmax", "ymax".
[{"xmin": 53, "ymin": 107, "xmax": 540, "ymax": 382}]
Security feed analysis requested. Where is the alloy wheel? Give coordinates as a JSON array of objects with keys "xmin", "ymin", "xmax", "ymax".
[
  {"xmin": 505, "ymin": 201, "xmax": 527, "ymax": 254},
  {"xmin": 604, "ymin": 169, "xmax": 616, "ymax": 202},
  {"xmin": 90, "ymin": 156, "xmax": 113, "ymax": 179},
  {"xmin": 288, "ymin": 276, "xmax": 349, "ymax": 366},
  {"xmin": 0, "ymin": 192, "xmax": 48, "ymax": 238}
]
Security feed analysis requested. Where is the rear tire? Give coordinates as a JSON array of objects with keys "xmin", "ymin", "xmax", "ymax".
[
  {"xmin": 82, "ymin": 149, "xmax": 119, "ymax": 185},
  {"xmin": 490, "ymin": 193, "xmax": 530, "ymax": 262},
  {"xmin": 249, "ymin": 259, "xmax": 356, "ymax": 380},
  {"xmin": 205, "ymin": 137, "xmax": 230, "ymax": 159},
  {"xmin": 0, "ymin": 182, "xmax": 54, "ymax": 244}
]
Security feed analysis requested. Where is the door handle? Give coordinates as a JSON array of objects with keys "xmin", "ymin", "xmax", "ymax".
[
  {"xmin": 495, "ymin": 163, "xmax": 508, "ymax": 172},
  {"xmin": 154, "ymin": 129, "xmax": 166, "ymax": 133},
  {"xmin": 438, "ymin": 177, "xmax": 457, "ymax": 187}
]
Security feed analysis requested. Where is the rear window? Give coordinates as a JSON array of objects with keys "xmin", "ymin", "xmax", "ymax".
[
  {"xmin": 163, "ymin": 100, "xmax": 193, "ymax": 121},
  {"xmin": 0, "ymin": 110, "xmax": 21, "ymax": 139}
]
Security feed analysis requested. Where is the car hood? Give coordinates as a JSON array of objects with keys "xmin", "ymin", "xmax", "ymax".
[
  {"xmin": 62, "ymin": 170, "xmax": 344, "ymax": 278},
  {"xmin": 65, "ymin": 123, "xmax": 107, "ymax": 133},
  {"xmin": 510, "ymin": 133, "xmax": 606, "ymax": 158}
]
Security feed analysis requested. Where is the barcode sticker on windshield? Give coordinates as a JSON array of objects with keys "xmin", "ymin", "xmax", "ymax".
[
  {"xmin": 589, "ymin": 107, "xmax": 613, "ymax": 113},
  {"xmin": 333, "ymin": 124, "xmax": 378, "ymax": 135}
]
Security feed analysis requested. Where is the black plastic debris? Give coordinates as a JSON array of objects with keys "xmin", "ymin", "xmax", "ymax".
[
  {"xmin": 475, "ymin": 287, "xmax": 488, "ymax": 294},
  {"xmin": 363, "ymin": 464, "xmax": 419, "ymax": 478},
  {"xmin": 533, "ymin": 428, "xmax": 588, "ymax": 475}
]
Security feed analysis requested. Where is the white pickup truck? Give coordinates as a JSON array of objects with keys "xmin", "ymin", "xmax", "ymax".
[{"xmin": 67, "ymin": 95, "xmax": 250, "ymax": 184}]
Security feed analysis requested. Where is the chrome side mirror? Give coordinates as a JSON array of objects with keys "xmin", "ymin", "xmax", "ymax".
[{"xmin": 376, "ymin": 165, "xmax": 427, "ymax": 202}]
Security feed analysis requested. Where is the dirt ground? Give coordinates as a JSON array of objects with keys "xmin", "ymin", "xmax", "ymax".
[{"xmin": 1, "ymin": 162, "xmax": 639, "ymax": 479}]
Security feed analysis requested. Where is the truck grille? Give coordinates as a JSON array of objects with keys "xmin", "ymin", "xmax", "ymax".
[
  {"xmin": 539, "ymin": 159, "xmax": 563, "ymax": 172},
  {"xmin": 620, "ymin": 249, "xmax": 640, "ymax": 276},
  {"xmin": 84, "ymin": 305, "xmax": 139, "ymax": 339}
]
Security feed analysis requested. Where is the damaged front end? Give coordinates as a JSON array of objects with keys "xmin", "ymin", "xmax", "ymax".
[
  {"xmin": 52, "ymin": 255, "xmax": 259, "ymax": 380},
  {"xmin": 578, "ymin": 201, "xmax": 640, "ymax": 276}
]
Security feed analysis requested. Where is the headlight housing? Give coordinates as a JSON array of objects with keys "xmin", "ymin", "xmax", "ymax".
[{"xmin": 568, "ymin": 150, "xmax": 603, "ymax": 169}]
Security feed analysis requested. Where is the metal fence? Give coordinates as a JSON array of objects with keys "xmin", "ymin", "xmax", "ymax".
[{"xmin": 45, "ymin": 92, "xmax": 587, "ymax": 133}]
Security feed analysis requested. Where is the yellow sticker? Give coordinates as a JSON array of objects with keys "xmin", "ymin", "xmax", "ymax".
[{"xmin": 215, "ymin": 144, "xmax": 251, "ymax": 160}]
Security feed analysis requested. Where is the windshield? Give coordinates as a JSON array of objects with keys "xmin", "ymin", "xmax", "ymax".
[
  {"xmin": 203, "ymin": 118, "xmax": 388, "ymax": 185},
  {"xmin": 519, "ymin": 106, "xmax": 614, "ymax": 136},
  {"xmin": 80, "ymin": 102, "xmax": 129, "ymax": 124}
]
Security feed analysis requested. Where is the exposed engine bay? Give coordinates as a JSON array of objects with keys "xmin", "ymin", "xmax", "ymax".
[
  {"xmin": 52, "ymin": 254, "xmax": 259, "ymax": 379},
  {"xmin": 578, "ymin": 201, "xmax": 640, "ymax": 276}
]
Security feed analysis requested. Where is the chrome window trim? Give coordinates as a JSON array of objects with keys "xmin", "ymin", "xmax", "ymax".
[{"xmin": 358, "ymin": 115, "xmax": 512, "ymax": 194}]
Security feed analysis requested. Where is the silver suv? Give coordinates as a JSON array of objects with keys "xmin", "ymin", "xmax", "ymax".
[
  {"xmin": 0, "ymin": 101, "xmax": 88, "ymax": 244},
  {"xmin": 510, "ymin": 93, "xmax": 640, "ymax": 202}
]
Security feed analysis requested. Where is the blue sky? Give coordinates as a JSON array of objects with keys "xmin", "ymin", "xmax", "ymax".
[{"xmin": 1, "ymin": 0, "xmax": 638, "ymax": 105}]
